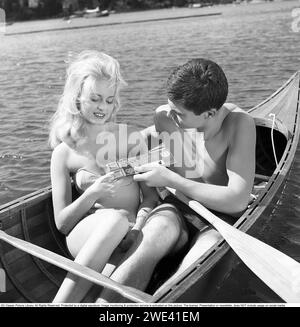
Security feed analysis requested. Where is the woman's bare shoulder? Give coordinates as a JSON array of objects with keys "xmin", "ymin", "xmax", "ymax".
[
  {"xmin": 51, "ymin": 142, "xmax": 78, "ymax": 170},
  {"xmin": 52, "ymin": 142, "xmax": 70, "ymax": 160},
  {"xmin": 53, "ymin": 142, "xmax": 89, "ymax": 172}
]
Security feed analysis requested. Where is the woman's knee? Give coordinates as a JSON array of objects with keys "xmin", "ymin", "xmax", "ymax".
[
  {"xmin": 66, "ymin": 210, "xmax": 129, "ymax": 256},
  {"xmin": 94, "ymin": 209, "xmax": 129, "ymax": 232}
]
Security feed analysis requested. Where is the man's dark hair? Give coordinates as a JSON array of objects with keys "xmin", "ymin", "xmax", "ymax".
[{"xmin": 167, "ymin": 58, "xmax": 228, "ymax": 115}]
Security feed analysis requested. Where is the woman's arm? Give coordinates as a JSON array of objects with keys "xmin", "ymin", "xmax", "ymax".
[{"xmin": 51, "ymin": 144, "xmax": 100, "ymax": 235}]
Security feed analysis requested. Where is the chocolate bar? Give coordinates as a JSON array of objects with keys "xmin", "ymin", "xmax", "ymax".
[{"xmin": 105, "ymin": 145, "xmax": 174, "ymax": 179}]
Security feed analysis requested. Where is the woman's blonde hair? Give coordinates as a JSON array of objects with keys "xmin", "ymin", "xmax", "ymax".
[{"xmin": 49, "ymin": 50, "xmax": 126, "ymax": 149}]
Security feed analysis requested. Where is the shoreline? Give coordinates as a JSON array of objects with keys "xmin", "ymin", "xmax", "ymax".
[
  {"xmin": 2, "ymin": 0, "xmax": 290, "ymax": 37},
  {"xmin": 5, "ymin": 12, "xmax": 222, "ymax": 36},
  {"xmin": 3, "ymin": 6, "xmax": 224, "ymax": 37}
]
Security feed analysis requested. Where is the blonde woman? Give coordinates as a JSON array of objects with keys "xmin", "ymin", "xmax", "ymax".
[{"xmin": 49, "ymin": 51, "xmax": 186, "ymax": 303}]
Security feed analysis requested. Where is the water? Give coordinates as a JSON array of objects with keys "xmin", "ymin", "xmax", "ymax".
[{"xmin": 0, "ymin": 0, "xmax": 299, "ymax": 302}]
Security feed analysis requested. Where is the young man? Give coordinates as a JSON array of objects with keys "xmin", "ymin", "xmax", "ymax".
[{"xmin": 134, "ymin": 58, "xmax": 256, "ymax": 282}]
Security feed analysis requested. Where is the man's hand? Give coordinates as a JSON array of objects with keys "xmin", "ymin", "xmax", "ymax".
[{"xmin": 133, "ymin": 165, "xmax": 175, "ymax": 187}]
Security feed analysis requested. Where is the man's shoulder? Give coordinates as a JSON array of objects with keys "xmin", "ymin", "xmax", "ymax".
[
  {"xmin": 223, "ymin": 103, "xmax": 238, "ymax": 112},
  {"xmin": 223, "ymin": 103, "xmax": 255, "ymax": 138},
  {"xmin": 222, "ymin": 103, "xmax": 255, "ymax": 138},
  {"xmin": 224, "ymin": 102, "xmax": 247, "ymax": 114},
  {"xmin": 154, "ymin": 104, "xmax": 174, "ymax": 132},
  {"xmin": 155, "ymin": 104, "xmax": 170, "ymax": 114},
  {"xmin": 224, "ymin": 103, "xmax": 254, "ymax": 124}
]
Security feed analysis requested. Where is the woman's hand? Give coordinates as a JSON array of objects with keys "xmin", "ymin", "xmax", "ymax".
[
  {"xmin": 118, "ymin": 229, "xmax": 141, "ymax": 252},
  {"xmin": 133, "ymin": 165, "xmax": 175, "ymax": 188},
  {"xmin": 88, "ymin": 172, "xmax": 116, "ymax": 201}
]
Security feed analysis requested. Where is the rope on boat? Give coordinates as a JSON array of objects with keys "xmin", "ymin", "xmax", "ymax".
[{"xmin": 269, "ymin": 113, "xmax": 279, "ymax": 167}]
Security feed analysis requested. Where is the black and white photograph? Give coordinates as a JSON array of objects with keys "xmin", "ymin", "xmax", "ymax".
[{"xmin": 0, "ymin": 0, "xmax": 299, "ymax": 314}]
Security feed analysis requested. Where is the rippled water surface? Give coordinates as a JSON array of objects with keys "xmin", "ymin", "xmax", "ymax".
[{"xmin": 0, "ymin": 0, "xmax": 299, "ymax": 302}]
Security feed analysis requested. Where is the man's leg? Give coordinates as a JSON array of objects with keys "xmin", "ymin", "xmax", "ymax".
[
  {"xmin": 154, "ymin": 228, "xmax": 222, "ymax": 295},
  {"xmin": 96, "ymin": 204, "xmax": 188, "ymax": 303},
  {"xmin": 178, "ymin": 228, "xmax": 222, "ymax": 270}
]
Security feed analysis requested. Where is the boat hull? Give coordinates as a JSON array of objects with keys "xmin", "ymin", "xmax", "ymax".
[{"xmin": 0, "ymin": 72, "xmax": 299, "ymax": 303}]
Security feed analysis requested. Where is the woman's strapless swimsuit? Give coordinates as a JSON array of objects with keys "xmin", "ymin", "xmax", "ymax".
[{"xmin": 74, "ymin": 168, "xmax": 141, "ymax": 220}]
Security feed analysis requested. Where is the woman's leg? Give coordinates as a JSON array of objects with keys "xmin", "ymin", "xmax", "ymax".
[
  {"xmin": 53, "ymin": 209, "xmax": 129, "ymax": 303},
  {"xmin": 96, "ymin": 204, "xmax": 188, "ymax": 303}
]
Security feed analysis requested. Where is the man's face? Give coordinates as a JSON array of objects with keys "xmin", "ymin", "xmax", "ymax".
[{"xmin": 167, "ymin": 99, "xmax": 206, "ymax": 129}]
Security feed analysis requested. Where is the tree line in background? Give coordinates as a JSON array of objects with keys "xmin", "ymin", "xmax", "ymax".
[{"xmin": 0, "ymin": 0, "xmax": 243, "ymax": 21}]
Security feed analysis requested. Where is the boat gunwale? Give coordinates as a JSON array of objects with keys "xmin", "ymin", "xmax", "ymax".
[
  {"xmin": 0, "ymin": 186, "xmax": 52, "ymax": 218},
  {"xmin": 248, "ymin": 71, "xmax": 299, "ymax": 115}
]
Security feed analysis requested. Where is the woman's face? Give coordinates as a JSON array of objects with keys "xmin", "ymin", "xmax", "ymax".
[{"xmin": 79, "ymin": 76, "xmax": 116, "ymax": 125}]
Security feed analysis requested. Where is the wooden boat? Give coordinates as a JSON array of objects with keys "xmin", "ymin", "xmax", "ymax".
[
  {"xmin": 67, "ymin": 8, "xmax": 110, "ymax": 19},
  {"xmin": 0, "ymin": 72, "xmax": 299, "ymax": 303},
  {"xmin": 83, "ymin": 10, "xmax": 109, "ymax": 18},
  {"xmin": 83, "ymin": 7, "xmax": 109, "ymax": 18}
]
